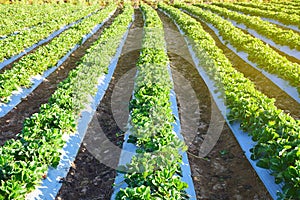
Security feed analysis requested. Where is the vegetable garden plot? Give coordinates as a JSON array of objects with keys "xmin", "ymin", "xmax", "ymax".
[
  {"xmin": 0, "ymin": 8, "xmax": 119, "ymax": 146},
  {"xmin": 0, "ymin": 4, "xmax": 133, "ymax": 200},
  {"xmin": 0, "ymin": 1, "xmax": 300, "ymax": 200},
  {"xmin": 112, "ymin": 4, "xmax": 195, "ymax": 199},
  {"xmin": 159, "ymin": 3, "xmax": 300, "ymax": 199},
  {"xmin": 57, "ymin": 8, "xmax": 143, "ymax": 200},
  {"xmin": 176, "ymin": 4, "xmax": 300, "ymax": 103},
  {"xmin": 234, "ymin": 2, "xmax": 300, "ymax": 16},
  {"xmin": 0, "ymin": 4, "xmax": 80, "ymax": 37},
  {"xmin": 0, "ymin": 5, "xmax": 98, "ymax": 67},
  {"xmin": 190, "ymin": 12, "xmax": 300, "ymax": 121},
  {"xmin": 0, "ymin": 4, "xmax": 116, "ymax": 117},
  {"xmin": 158, "ymin": 10, "xmax": 272, "ymax": 200},
  {"xmin": 213, "ymin": 2, "xmax": 300, "ymax": 32},
  {"xmin": 194, "ymin": 4, "xmax": 300, "ymax": 54}
]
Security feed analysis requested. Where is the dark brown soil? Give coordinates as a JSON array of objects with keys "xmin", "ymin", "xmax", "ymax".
[
  {"xmin": 55, "ymin": 9, "xmax": 143, "ymax": 200},
  {"xmin": 1, "ymin": 7, "xmax": 289, "ymax": 200},
  {"xmin": 158, "ymin": 10, "xmax": 272, "ymax": 200},
  {"xmin": 0, "ymin": 10, "xmax": 120, "ymax": 146}
]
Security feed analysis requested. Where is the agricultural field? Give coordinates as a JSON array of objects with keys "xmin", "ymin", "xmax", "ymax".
[{"xmin": 0, "ymin": 0, "xmax": 299, "ymax": 200}]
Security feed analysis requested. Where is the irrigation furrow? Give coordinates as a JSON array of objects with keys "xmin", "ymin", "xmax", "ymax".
[
  {"xmin": 0, "ymin": 10, "xmax": 120, "ymax": 146},
  {"xmin": 159, "ymin": 4, "xmax": 300, "ymax": 198},
  {"xmin": 178, "ymin": 5, "xmax": 300, "ymax": 103},
  {"xmin": 158, "ymin": 10, "xmax": 272, "ymax": 200},
  {"xmin": 0, "ymin": 6, "xmax": 117, "ymax": 119},
  {"xmin": 56, "ymin": 9, "xmax": 143, "ymax": 200},
  {"xmin": 191, "ymin": 17, "xmax": 300, "ymax": 120}
]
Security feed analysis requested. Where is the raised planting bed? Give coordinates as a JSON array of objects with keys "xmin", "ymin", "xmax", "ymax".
[{"xmin": 0, "ymin": 4, "xmax": 134, "ymax": 199}]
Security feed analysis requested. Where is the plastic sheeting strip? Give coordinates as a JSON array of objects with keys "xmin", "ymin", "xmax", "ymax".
[
  {"xmin": 0, "ymin": 9, "xmax": 98, "ymax": 70},
  {"xmin": 0, "ymin": 10, "xmax": 116, "ymax": 118},
  {"xmin": 25, "ymin": 14, "xmax": 133, "ymax": 200},
  {"xmin": 184, "ymin": 11, "xmax": 299, "ymax": 104},
  {"xmin": 226, "ymin": 18, "xmax": 300, "ymax": 60},
  {"xmin": 111, "ymin": 13, "xmax": 196, "ymax": 199},
  {"xmin": 160, "ymin": 8, "xmax": 283, "ymax": 200}
]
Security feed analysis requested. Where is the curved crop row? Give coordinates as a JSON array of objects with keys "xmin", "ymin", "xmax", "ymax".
[
  {"xmin": 213, "ymin": 2, "xmax": 300, "ymax": 29},
  {"xmin": 195, "ymin": 3, "xmax": 300, "ymax": 51},
  {"xmin": 159, "ymin": 3, "xmax": 300, "ymax": 199},
  {"xmin": 0, "ymin": 4, "xmax": 116, "ymax": 103},
  {"xmin": 0, "ymin": 4, "xmax": 80, "ymax": 37},
  {"xmin": 235, "ymin": 2, "xmax": 300, "ymax": 16},
  {"xmin": 0, "ymin": 4, "xmax": 134, "ymax": 199},
  {"xmin": 115, "ymin": 3, "xmax": 189, "ymax": 200},
  {"xmin": 176, "ymin": 4, "xmax": 300, "ymax": 94},
  {"xmin": 0, "ymin": 5, "xmax": 98, "ymax": 63}
]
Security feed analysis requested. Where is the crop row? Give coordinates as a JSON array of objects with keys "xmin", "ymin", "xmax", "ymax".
[
  {"xmin": 213, "ymin": 2, "xmax": 300, "ymax": 29},
  {"xmin": 159, "ymin": 3, "xmax": 300, "ymax": 199},
  {"xmin": 176, "ymin": 4, "xmax": 300, "ymax": 94},
  {"xmin": 272, "ymin": 1, "xmax": 300, "ymax": 8},
  {"xmin": 115, "ymin": 3, "xmax": 189, "ymax": 199},
  {"xmin": 0, "ymin": 5, "xmax": 98, "ymax": 63},
  {"xmin": 0, "ymin": 4, "xmax": 81, "ymax": 37},
  {"xmin": 195, "ymin": 3, "xmax": 300, "ymax": 51},
  {"xmin": 0, "ymin": 4, "xmax": 134, "ymax": 199},
  {"xmin": 0, "ymin": 4, "xmax": 116, "ymax": 104},
  {"xmin": 235, "ymin": 2, "xmax": 300, "ymax": 16}
]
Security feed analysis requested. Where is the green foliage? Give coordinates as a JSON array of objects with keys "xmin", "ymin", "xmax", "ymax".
[
  {"xmin": 195, "ymin": 3, "xmax": 300, "ymax": 51},
  {"xmin": 176, "ymin": 3, "xmax": 300, "ymax": 94},
  {"xmin": 115, "ymin": 3, "xmax": 188, "ymax": 199},
  {"xmin": 235, "ymin": 1, "xmax": 300, "ymax": 16},
  {"xmin": 213, "ymin": 2, "xmax": 300, "ymax": 28},
  {"xmin": 159, "ymin": 2, "xmax": 300, "ymax": 199},
  {"xmin": 0, "ymin": 4, "xmax": 99, "ymax": 62},
  {"xmin": 0, "ymin": 4, "xmax": 134, "ymax": 199},
  {"xmin": 0, "ymin": 4, "xmax": 116, "ymax": 103}
]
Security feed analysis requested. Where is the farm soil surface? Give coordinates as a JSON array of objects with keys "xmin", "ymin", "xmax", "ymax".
[
  {"xmin": 0, "ymin": 7, "xmax": 284, "ymax": 200},
  {"xmin": 57, "ymin": 9, "xmax": 272, "ymax": 200},
  {"xmin": 159, "ymin": 11, "xmax": 272, "ymax": 199},
  {"xmin": 56, "ymin": 9, "xmax": 143, "ymax": 200},
  {"xmin": 0, "ymin": 9, "xmax": 120, "ymax": 146}
]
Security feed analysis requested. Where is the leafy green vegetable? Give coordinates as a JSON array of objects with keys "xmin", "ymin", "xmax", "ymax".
[
  {"xmin": 159, "ymin": 3, "xmax": 300, "ymax": 199},
  {"xmin": 0, "ymin": 4, "xmax": 134, "ymax": 199},
  {"xmin": 115, "ymin": 4, "xmax": 188, "ymax": 199},
  {"xmin": 195, "ymin": 3, "xmax": 300, "ymax": 51},
  {"xmin": 176, "ymin": 3, "xmax": 300, "ymax": 95}
]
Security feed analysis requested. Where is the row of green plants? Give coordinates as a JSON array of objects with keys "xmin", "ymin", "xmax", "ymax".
[
  {"xmin": 0, "ymin": 3, "xmax": 134, "ymax": 199},
  {"xmin": 176, "ymin": 3, "xmax": 300, "ymax": 94},
  {"xmin": 234, "ymin": 1, "xmax": 300, "ymax": 15},
  {"xmin": 272, "ymin": 0, "xmax": 300, "ymax": 7},
  {"xmin": 213, "ymin": 2, "xmax": 300, "ymax": 29},
  {"xmin": 159, "ymin": 2, "xmax": 300, "ymax": 199},
  {"xmin": 195, "ymin": 3, "xmax": 300, "ymax": 51},
  {"xmin": 0, "ymin": 5, "xmax": 99, "ymax": 63},
  {"xmin": 0, "ymin": 4, "xmax": 81, "ymax": 37},
  {"xmin": 0, "ymin": 4, "xmax": 116, "ymax": 103},
  {"xmin": 0, "ymin": 0, "xmax": 115, "ymax": 5},
  {"xmin": 115, "ymin": 3, "xmax": 189, "ymax": 199}
]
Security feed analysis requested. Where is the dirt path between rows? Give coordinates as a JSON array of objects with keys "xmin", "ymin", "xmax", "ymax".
[
  {"xmin": 158, "ymin": 10, "xmax": 272, "ymax": 200},
  {"xmin": 0, "ymin": 10, "xmax": 120, "ymax": 146},
  {"xmin": 56, "ymin": 9, "xmax": 143, "ymax": 200},
  {"xmin": 194, "ymin": 13, "xmax": 300, "ymax": 120}
]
